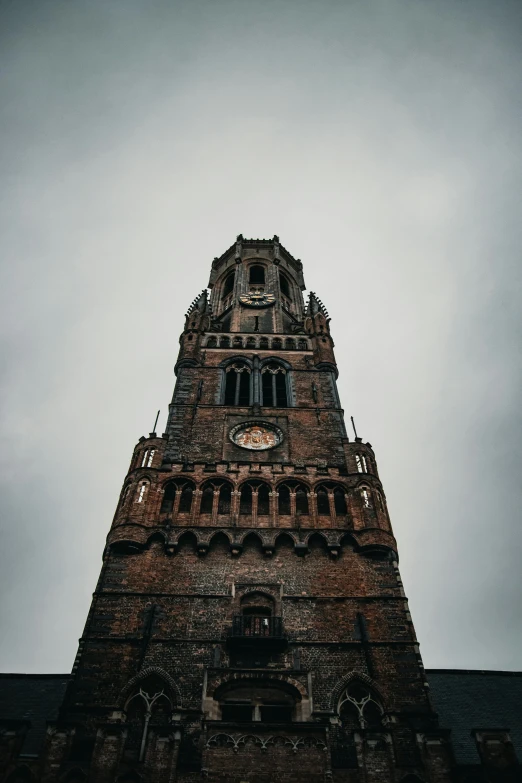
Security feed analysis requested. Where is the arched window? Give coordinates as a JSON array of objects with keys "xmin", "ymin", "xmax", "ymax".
[
  {"xmin": 277, "ymin": 484, "xmax": 290, "ymax": 515},
  {"xmin": 141, "ymin": 449, "xmax": 155, "ymax": 468},
  {"xmin": 239, "ymin": 481, "xmax": 270, "ymax": 517},
  {"xmin": 297, "ymin": 338, "xmax": 308, "ymax": 350},
  {"xmin": 224, "ymin": 362, "xmax": 251, "ymax": 406},
  {"xmin": 233, "ymin": 336, "xmax": 243, "ymax": 348},
  {"xmin": 338, "ymin": 681, "xmax": 383, "ymax": 730},
  {"xmin": 223, "ymin": 271, "xmax": 235, "ymax": 297},
  {"xmin": 334, "ymin": 487, "xmax": 348, "ymax": 515},
  {"xmin": 375, "ymin": 490, "xmax": 385, "ymax": 513},
  {"xmin": 136, "ymin": 480, "xmax": 149, "ymax": 504},
  {"xmin": 257, "ymin": 482, "xmax": 270, "ymax": 515},
  {"xmin": 279, "ymin": 272, "xmax": 291, "ymax": 298},
  {"xmin": 285, "ymin": 338, "xmax": 296, "ymax": 350},
  {"xmin": 160, "ymin": 480, "xmax": 194, "ymax": 515},
  {"xmin": 199, "ymin": 480, "xmax": 233, "ymax": 517},
  {"xmin": 218, "ymin": 482, "xmax": 232, "ymax": 514},
  {"xmin": 277, "ymin": 482, "xmax": 309, "ymax": 516},
  {"xmin": 272, "ymin": 337, "xmax": 282, "ymax": 350},
  {"xmin": 246, "ymin": 336, "xmax": 256, "ymax": 348},
  {"xmin": 200, "ymin": 484, "xmax": 214, "ymax": 515},
  {"xmin": 207, "ymin": 336, "xmax": 217, "ymax": 348},
  {"xmin": 316, "ymin": 486, "xmax": 330, "ymax": 515},
  {"xmin": 249, "ymin": 265, "xmax": 265, "ymax": 285},
  {"xmin": 260, "ymin": 337, "xmax": 269, "ymax": 349},
  {"xmin": 360, "ymin": 487, "xmax": 372, "ymax": 509},
  {"xmin": 220, "ymin": 336, "xmax": 230, "ymax": 348},
  {"xmin": 355, "ymin": 453, "xmax": 368, "ymax": 473},
  {"xmin": 295, "ymin": 485, "xmax": 309, "ymax": 515},
  {"xmin": 261, "ymin": 362, "xmax": 288, "ymax": 407},
  {"xmin": 124, "ymin": 676, "xmax": 173, "ymax": 763},
  {"xmin": 239, "ymin": 482, "xmax": 252, "ymax": 514}
]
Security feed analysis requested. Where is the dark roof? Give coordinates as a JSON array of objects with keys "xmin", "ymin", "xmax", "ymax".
[
  {"xmin": 0, "ymin": 674, "xmax": 70, "ymax": 755},
  {"xmin": 427, "ymin": 669, "xmax": 522, "ymax": 765}
]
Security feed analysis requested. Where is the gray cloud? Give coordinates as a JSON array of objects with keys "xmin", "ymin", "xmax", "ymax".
[{"xmin": 1, "ymin": 0, "xmax": 521, "ymax": 672}]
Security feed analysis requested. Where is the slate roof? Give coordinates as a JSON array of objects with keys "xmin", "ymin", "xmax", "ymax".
[
  {"xmin": 427, "ymin": 669, "xmax": 522, "ymax": 765},
  {"xmin": 0, "ymin": 674, "xmax": 70, "ymax": 755}
]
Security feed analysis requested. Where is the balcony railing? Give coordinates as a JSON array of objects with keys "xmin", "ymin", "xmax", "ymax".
[{"xmin": 228, "ymin": 616, "xmax": 285, "ymax": 649}]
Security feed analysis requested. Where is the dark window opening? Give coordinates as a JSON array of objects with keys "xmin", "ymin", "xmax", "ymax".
[
  {"xmin": 218, "ymin": 483, "xmax": 232, "ymax": 514},
  {"xmin": 279, "ymin": 273, "xmax": 291, "ymax": 298},
  {"xmin": 317, "ymin": 488, "xmax": 330, "ymax": 515},
  {"xmin": 278, "ymin": 485, "xmax": 291, "ymax": 515},
  {"xmin": 240, "ymin": 483, "xmax": 253, "ymax": 514},
  {"xmin": 220, "ymin": 336, "xmax": 230, "ymax": 348},
  {"xmin": 296, "ymin": 487, "xmax": 309, "ymax": 515},
  {"xmin": 257, "ymin": 483, "xmax": 270, "ymax": 515},
  {"xmin": 334, "ymin": 488, "xmax": 347, "ymax": 514},
  {"xmin": 221, "ymin": 703, "xmax": 253, "ymax": 722},
  {"xmin": 161, "ymin": 483, "xmax": 176, "ymax": 514},
  {"xmin": 261, "ymin": 363, "xmax": 288, "ymax": 407},
  {"xmin": 260, "ymin": 337, "xmax": 269, "ymax": 349},
  {"xmin": 224, "ymin": 365, "xmax": 251, "ymax": 406},
  {"xmin": 223, "ymin": 271, "xmax": 235, "ymax": 297},
  {"xmin": 200, "ymin": 487, "xmax": 214, "ymax": 514},
  {"xmin": 179, "ymin": 486, "xmax": 193, "ymax": 513},
  {"xmin": 249, "ymin": 265, "xmax": 265, "ymax": 284},
  {"xmin": 260, "ymin": 704, "xmax": 292, "ymax": 723}
]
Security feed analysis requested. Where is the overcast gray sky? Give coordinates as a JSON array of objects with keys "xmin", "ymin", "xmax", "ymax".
[{"xmin": 1, "ymin": 0, "xmax": 521, "ymax": 674}]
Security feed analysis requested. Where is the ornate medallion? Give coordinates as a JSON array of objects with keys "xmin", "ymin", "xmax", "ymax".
[
  {"xmin": 229, "ymin": 422, "xmax": 283, "ymax": 451},
  {"xmin": 239, "ymin": 292, "xmax": 276, "ymax": 307}
]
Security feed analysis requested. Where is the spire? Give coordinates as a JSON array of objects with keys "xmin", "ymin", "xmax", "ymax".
[{"xmin": 306, "ymin": 292, "xmax": 329, "ymax": 318}]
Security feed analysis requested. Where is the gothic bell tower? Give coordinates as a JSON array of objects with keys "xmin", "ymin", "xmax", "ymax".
[{"xmin": 45, "ymin": 236, "xmax": 452, "ymax": 783}]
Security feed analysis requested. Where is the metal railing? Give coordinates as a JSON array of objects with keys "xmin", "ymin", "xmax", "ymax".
[{"xmin": 230, "ymin": 615, "xmax": 283, "ymax": 639}]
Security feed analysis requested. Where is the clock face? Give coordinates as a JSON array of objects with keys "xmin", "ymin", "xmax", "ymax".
[
  {"xmin": 239, "ymin": 292, "xmax": 276, "ymax": 308},
  {"xmin": 229, "ymin": 422, "xmax": 283, "ymax": 451}
]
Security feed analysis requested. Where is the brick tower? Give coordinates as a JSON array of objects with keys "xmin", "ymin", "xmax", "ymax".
[{"xmin": 45, "ymin": 236, "xmax": 452, "ymax": 783}]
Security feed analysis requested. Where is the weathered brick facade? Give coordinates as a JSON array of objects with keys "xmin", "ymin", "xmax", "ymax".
[{"xmin": 0, "ymin": 237, "xmax": 463, "ymax": 782}]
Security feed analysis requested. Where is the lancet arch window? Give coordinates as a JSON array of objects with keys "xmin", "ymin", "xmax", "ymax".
[
  {"xmin": 141, "ymin": 449, "xmax": 155, "ymax": 468},
  {"xmin": 239, "ymin": 480, "xmax": 271, "ymax": 517},
  {"xmin": 136, "ymin": 480, "xmax": 150, "ymax": 505},
  {"xmin": 224, "ymin": 362, "xmax": 252, "ymax": 406},
  {"xmin": 360, "ymin": 487, "xmax": 373, "ymax": 509},
  {"xmin": 199, "ymin": 479, "xmax": 233, "ymax": 517},
  {"xmin": 315, "ymin": 483, "xmax": 348, "ymax": 517},
  {"xmin": 123, "ymin": 675, "xmax": 173, "ymax": 763},
  {"xmin": 338, "ymin": 681, "xmax": 384, "ymax": 730},
  {"xmin": 261, "ymin": 362, "xmax": 288, "ymax": 408},
  {"xmin": 355, "ymin": 453, "xmax": 368, "ymax": 473},
  {"xmin": 279, "ymin": 272, "xmax": 291, "ymax": 298},
  {"xmin": 277, "ymin": 481, "xmax": 309, "ymax": 517},
  {"xmin": 160, "ymin": 480, "xmax": 195, "ymax": 516}
]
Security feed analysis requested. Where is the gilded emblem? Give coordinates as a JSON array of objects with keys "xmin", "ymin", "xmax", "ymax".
[{"xmin": 230, "ymin": 422, "xmax": 283, "ymax": 451}]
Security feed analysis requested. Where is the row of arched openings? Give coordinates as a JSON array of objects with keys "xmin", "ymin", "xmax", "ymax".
[
  {"xmin": 157, "ymin": 480, "xmax": 350, "ymax": 518},
  {"xmin": 124, "ymin": 479, "xmax": 385, "ymax": 522},
  {"xmin": 207, "ymin": 336, "xmax": 308, "ymax": 351}
]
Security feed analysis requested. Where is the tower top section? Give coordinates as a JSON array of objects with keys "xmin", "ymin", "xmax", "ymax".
[{"xmin": 208, "ymin": 234, "xmax": 306, "ymax": 291}]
